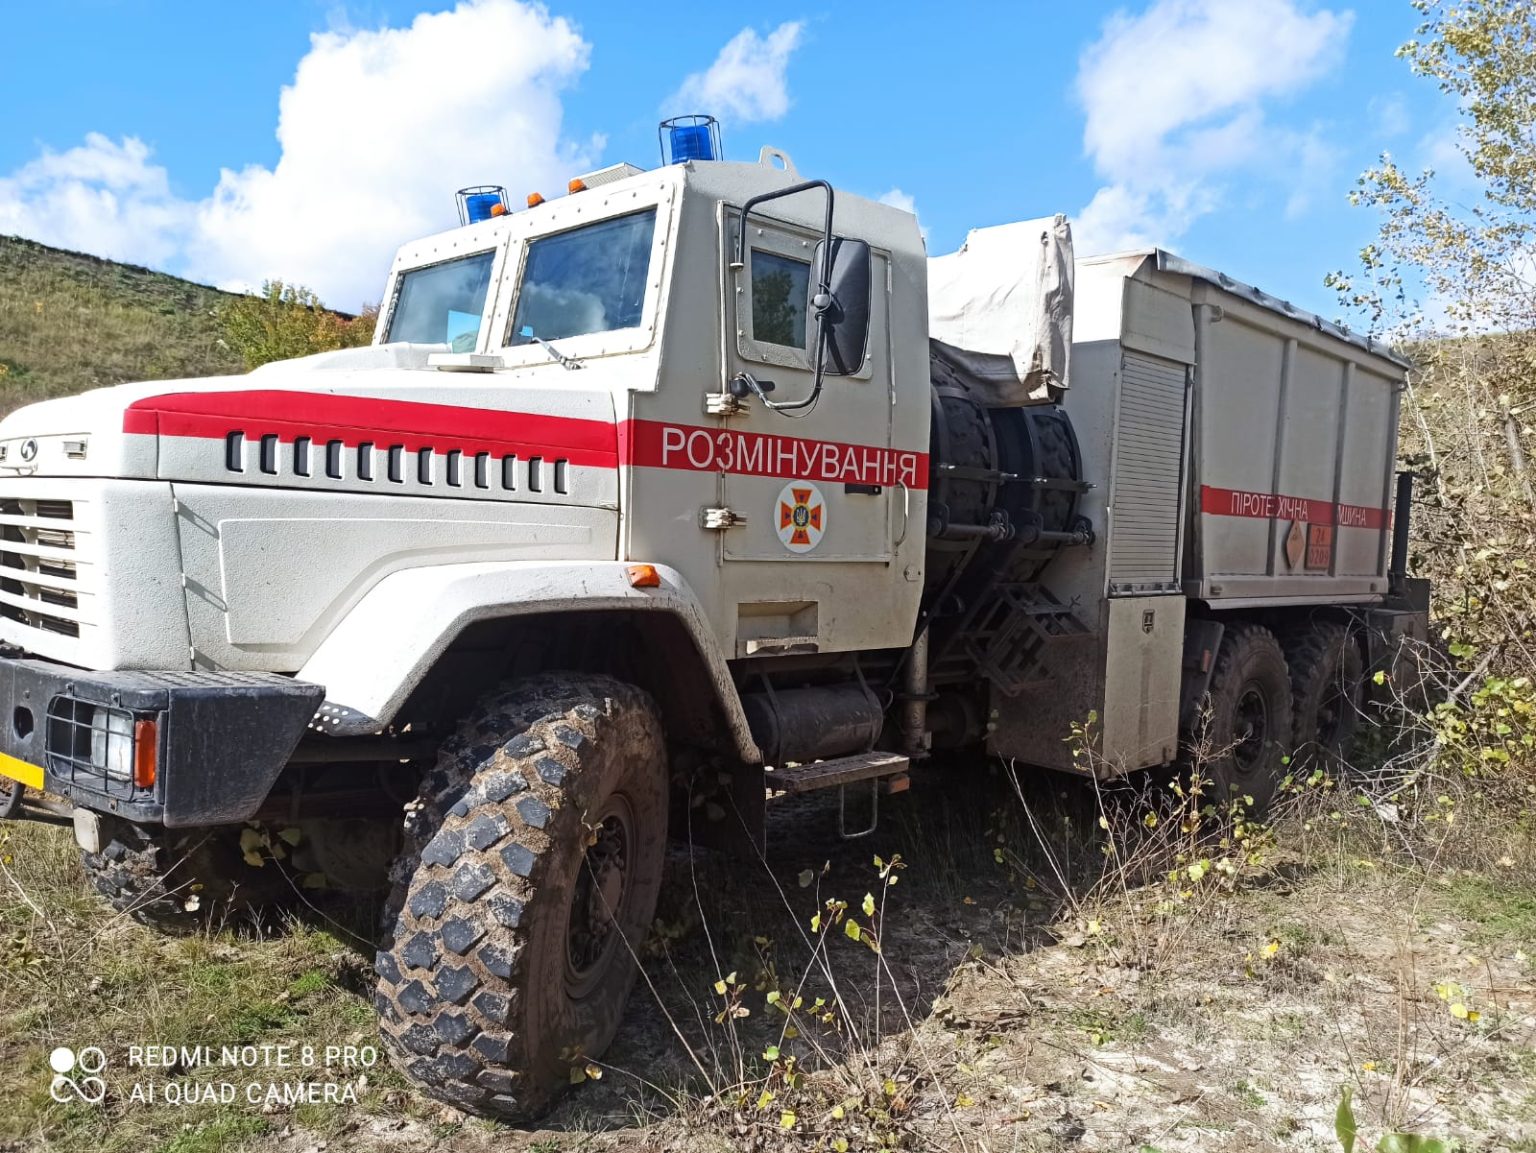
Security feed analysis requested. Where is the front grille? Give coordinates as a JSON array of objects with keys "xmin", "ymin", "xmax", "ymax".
[{"xmin": 0, "ymin": 497, "xmax": 89, "ymax": 638}]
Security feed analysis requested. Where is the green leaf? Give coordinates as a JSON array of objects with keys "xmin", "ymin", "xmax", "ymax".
[
  {"xmin": 862, "ymin": 892, "xmax": 876, "ymax": 917},
  {"xmin": 844, "ymin": 920, "xmax": 861, "ymax": 942},
  {"xmin": 763, "ymin": 1045, "xmax": 780, "ymax": 1061},
  {"xmin": 1336, "ymin": 1086, "xmax": 1357, "ymax": 1153}
]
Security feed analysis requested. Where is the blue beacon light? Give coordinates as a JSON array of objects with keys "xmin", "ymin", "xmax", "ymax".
[
  {"xmin": 659, "ymin": 115, "xmax": 722, "ymax": 164},
  {"xmin": 455, "ymin": 185, "xmax": 508, "ymax": 225}
]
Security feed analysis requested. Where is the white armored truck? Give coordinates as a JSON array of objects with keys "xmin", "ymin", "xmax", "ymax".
[{"xmin": 0, "ymin": 127, "xmax": 1425, "ymax": 1118}]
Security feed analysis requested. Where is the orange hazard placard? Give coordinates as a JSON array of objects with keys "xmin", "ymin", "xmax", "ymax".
[{"xmin": 1305, "ymin": 523, "xmax": 1334, "ymax": 571}]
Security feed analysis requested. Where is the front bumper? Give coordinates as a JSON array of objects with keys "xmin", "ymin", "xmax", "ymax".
[{"xmin": 0, "ymin": 657, "xmax": 324, "ymax": 826}]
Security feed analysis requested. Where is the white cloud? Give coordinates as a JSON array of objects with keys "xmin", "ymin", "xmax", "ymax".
[
  {"xmin": 0, "ymin": 135, "xmax": 189, "ymax": 269},
  {"xmin": 0, "ymin": 0, "xmax": 592, "ymax": 310},
  {"xmin": 194, "ymin": 1, "xmax": 590, "ymax": 308},
  {"xmin": 1073, "ymin": 0, "xmax": 1352, "ymax": 255},
  {"xmin": 667, "ymin": 22, "xmax": 803, "ymax": 125}
]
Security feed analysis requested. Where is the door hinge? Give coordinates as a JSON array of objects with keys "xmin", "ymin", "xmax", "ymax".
[
  {"xmin": 700, "ymin": 506, "xmax": 747, "ymax": 530},
  {"xmin": 704, "ymin": 393, "xmax": 748, "ymax": 417}
]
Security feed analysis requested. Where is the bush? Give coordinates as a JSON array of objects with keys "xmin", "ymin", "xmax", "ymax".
[{"xmin": 220, "ymin": 281, "xmax": 374, "ymax": 370}]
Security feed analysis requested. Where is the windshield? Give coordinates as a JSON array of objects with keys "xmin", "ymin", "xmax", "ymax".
[
  {"xmin": 386, "ymin": 250, "xmax": 496, "ymax": 350},
  {"xmin": 510, "ymin": 209, "xmax": 656, "ymax": 345}
]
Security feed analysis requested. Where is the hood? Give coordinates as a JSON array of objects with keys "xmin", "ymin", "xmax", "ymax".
[{"xmin": 0, "ymin": 346, "xmax": 620, "ymax": 502}]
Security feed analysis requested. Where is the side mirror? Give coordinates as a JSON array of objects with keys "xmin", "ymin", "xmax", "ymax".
[{"xmin": 811, "ymin": 237, "xmax": 871, "ymax": 376}]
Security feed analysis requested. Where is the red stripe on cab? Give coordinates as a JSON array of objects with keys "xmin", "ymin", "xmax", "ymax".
[{"xmin": 123, "ymin": 391, "xmax": 618, "ymax": 468}]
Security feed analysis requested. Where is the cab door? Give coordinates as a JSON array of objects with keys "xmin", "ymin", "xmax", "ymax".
[{"xmin": 719, "ymin": 210, "xmax": 904, "ymax": 565}]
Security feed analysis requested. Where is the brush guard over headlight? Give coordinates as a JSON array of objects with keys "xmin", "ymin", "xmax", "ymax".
[{"xmin": 0, "ymin": 657, "xmax": 324, "ymax": 827}]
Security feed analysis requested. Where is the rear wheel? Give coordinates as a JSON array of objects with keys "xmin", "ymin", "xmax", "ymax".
[
  {"xmin": 1285, "ymin": 622, "xmax": 1363, "ymax": 773},
  {"xmin": 375, "ymin": 673, "xmax": 667, "ymax": 1120},
  {"xmin": 1194, "ymin": 623, "xmax": 1294, "ymax": 817}
]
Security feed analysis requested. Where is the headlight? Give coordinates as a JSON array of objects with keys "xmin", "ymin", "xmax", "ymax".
[
  {"xmin": 89, "ymin": 706, "xmax": 134, "ymax": 780},
  {"xmin": 46, "ymin": 697, "xmax": 143, "ymax": 787}
]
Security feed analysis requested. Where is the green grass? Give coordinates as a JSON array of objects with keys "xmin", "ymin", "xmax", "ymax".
[
  {"xmin": 0, "ymin": 821, "xmax": 409, "ymax": 1153},
  {"xmin": 1442, "ymin": 870, "xmax": 1536, "ymax": 946},
  {"xmin": 0, "ymin": 234, "xmax": 244, "ymax": 414},
  {"xmin": 154, "ymin": 1114, "xmax": 269, "ymax": 1153}
]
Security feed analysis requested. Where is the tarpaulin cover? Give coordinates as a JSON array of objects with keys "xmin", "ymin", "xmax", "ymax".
[{"xmin": 927, "ymin": 215, "xmax": 1073, "ymax": 405}]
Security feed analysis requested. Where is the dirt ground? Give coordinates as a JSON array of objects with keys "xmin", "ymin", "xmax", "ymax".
[{"xmin": 2, "ymin": 767, "xmax": 1534, "ymax": 1153}]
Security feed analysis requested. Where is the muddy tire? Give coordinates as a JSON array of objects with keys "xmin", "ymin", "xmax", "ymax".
[
  {"xmin": 1284, "ymin": 622, "xmax": 1363, "ymax": 773},
  {"xmin": 1194, "ymin": 623, "xmax": 1294, "ymax": 816},
  {"xmin": 375, "ymin": 674, "xmax": 667, "ymax": 1120},
  {"xmin": 80, "ymin": 818, "xmax": 289, "ymax": 932},
  {"xmin": 0, "ymin": 775, "xmax": 21, "ymax": 820}
]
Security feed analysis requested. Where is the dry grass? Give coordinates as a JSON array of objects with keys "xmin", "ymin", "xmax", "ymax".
[
  {"xmin": 3, "ymin": 757, "xmax": 1535, "ymax": 1153},
  {"xmin": 0, "ymin": 234, "xmax": 244, "ymax": 414}
]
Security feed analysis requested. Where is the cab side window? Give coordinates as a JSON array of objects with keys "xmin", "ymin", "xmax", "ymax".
[{"xmin": 751, "ymin": 252, "xmax": 810, "ymax": 348}]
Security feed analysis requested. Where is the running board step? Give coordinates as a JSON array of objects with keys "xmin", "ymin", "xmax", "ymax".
[{"xmin": 767, "ymin": 752, "xmax": 910, "ymax": 795}]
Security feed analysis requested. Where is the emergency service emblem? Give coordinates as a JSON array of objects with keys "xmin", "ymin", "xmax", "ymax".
[{"xmin": 777, "ymin": 482, "xmax": 826, "ymax": 553}]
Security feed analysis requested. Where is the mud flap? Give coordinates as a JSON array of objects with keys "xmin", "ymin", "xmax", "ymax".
[{"xmin": 1178, "ymin": 619, "xmax": 1226, "ymax": 732}]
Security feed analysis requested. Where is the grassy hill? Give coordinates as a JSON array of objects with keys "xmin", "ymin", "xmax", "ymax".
[{"xmin": 0, "ymin": 235, "xmax": 244, "ymax": 415}]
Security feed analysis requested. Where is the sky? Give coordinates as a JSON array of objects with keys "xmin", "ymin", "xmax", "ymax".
[{"xmin": 0, "ymin": 0, "xmax": 1459, "ymax": 318}]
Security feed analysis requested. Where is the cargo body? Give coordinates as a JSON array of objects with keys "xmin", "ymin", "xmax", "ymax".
[{"xmin": 986, "ymin": 250, "xmax": 1411, "ymax": 773}]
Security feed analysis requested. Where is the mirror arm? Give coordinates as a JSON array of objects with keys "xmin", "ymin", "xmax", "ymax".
[{"xmin": 735, "ymin": 180, "xmax": 836, "ymax": 415}]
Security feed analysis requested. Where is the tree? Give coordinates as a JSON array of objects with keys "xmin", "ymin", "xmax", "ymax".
[
  {"xmin": 1331, "ymin": 0, "xmax": 1536, "ymax": 337},
  {"xmin": 1334, "ymin": 1, "xmax": 1536, "ymax": 775},
  {"xmin": 220, "ymin": 281, "xmax": 374, "ymax": 370}
]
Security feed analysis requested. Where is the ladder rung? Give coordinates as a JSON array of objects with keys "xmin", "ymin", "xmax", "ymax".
[{"xmin": 767, "ymin": 752, "xmax": 910, "ymax": 795}]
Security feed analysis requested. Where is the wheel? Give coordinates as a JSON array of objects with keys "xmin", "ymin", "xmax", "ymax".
[
  {"xmin": 80, "ymin": 817, "xmax": 291, "ymax": 932},
  {"xmin": 375, "ymin": 674, "xmax": 668, "ymax": 1120},
  {"xmin": 1194, "ymin": 623, "xmax": 1294, "ymax": 816},
  {"xmin": 1284, "ymin": 622, "xmax": 1363, "ymax": 773},
  {"xmin": 0, "ymin": 775, "xmax": 22, "ymax": 820}
]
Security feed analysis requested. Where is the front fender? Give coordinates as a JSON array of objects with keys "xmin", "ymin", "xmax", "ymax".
[{"xmin": 297, "ymin": 561, "xmax": 759, "ymax": 761}]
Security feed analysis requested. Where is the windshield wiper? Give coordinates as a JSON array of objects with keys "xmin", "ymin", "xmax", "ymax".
[{"xmin": 520, "ymin": 327, "xmax": 584, "ymax": 370}]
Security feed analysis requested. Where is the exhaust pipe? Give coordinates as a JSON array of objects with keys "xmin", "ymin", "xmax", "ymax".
[{"xmin": 1389, "ymin": 471, "xmax": 1413, "ymax": 596}]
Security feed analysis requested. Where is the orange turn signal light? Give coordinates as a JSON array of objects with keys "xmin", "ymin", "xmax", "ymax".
[
  {"xmin": 568, "ymin": 178, "xmax": 588, "ymax": 194},
  {"xmin": 626, "ymin": 564, "xmax": 661, "ymax": 588},
  {"xmin": 527, "ymin": 191, "xmax": 546, "ymax": 208},
  {"xmin": 133, "ymin": 718, "xmax": 158, "ymax": 790}
]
